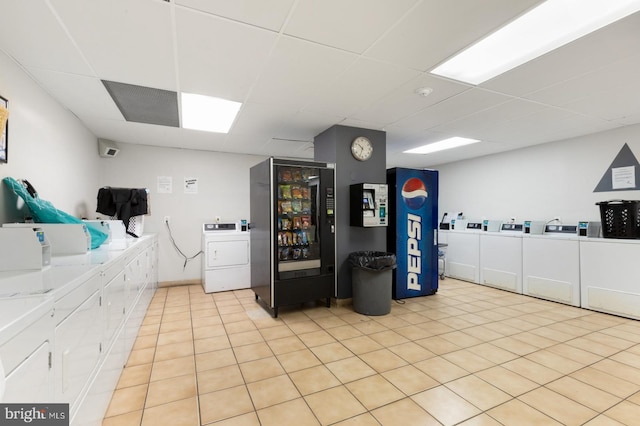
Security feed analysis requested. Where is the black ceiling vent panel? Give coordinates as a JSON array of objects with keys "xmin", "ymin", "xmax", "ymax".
[{"xmin": 102, "ymin": 80, "xmax": 179, "ymax": 127}]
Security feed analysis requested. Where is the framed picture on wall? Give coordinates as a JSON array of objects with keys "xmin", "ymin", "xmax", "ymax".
[{"xmin": 0, "ymin": 95, "xmax": 7, "ymax": 164}]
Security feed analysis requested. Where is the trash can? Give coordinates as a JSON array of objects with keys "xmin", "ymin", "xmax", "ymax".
[{"xmin": 348, "ymin": 251, "xmax": 396, "ymax": 316}]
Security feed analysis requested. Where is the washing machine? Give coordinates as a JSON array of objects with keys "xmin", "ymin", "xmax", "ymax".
[{"xmin": 202, "ymin": 221, "xmax": 250, "ymax": 293}]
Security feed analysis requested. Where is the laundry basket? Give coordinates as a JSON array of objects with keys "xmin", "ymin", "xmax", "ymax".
[{"xmin": 597, "ymin": 200, "xmax": 640, "ymax": 239}]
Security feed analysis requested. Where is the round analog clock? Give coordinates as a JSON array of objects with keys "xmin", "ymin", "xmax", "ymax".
[{"xmin": 351, "ymin": 136, "xmax": 373, "ymax": 161}]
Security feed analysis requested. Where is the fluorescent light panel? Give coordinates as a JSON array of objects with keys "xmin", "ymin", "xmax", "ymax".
[
  {"xmin": 404, "ymin": 137, "xmax": 480, "ymax": 154},
  {"xmin": 181, "ymin": 93, "xmax": 241, "ymax": 133},
  {"xmin": 431, "ymin": 0, "xmax": 640, "ymax": 85}
]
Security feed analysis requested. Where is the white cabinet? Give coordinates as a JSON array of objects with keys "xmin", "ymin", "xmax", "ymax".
[{"xmin": 4, "ymin": 342, "xmax": 51, "ymax": 403}]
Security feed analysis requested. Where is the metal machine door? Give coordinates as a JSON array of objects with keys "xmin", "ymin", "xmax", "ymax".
[{"xmin": 206, "ymin": 239, "xmax": 249, "ymax": 269}]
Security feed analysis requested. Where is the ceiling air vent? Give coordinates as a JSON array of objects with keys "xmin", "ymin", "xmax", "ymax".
[{"xmin": 102, "ymin": 80, "xmax": 179, "ymax": 127}]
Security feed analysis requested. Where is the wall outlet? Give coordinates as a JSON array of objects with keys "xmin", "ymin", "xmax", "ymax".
[
  {"xmin": 554, "ymin": 216, "xmax": 561, "ymax": 223},
  {"xmin": 164, "ymin": 216, "xmax": 170, "ymax": 224},
  {"xmin": 215, "ymin": 216, "xmax": 221, "ymax": 223}
]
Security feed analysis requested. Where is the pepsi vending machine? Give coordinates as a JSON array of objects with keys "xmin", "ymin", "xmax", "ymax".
[{"xmin": 387, "ymin": 168, "xmax": 439, "ymax": 299}]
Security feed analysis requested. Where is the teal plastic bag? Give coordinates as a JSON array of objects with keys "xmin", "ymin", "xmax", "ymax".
[{"xmin": 3, "ymin": 177, "xmax": 108, "ymax": 249}]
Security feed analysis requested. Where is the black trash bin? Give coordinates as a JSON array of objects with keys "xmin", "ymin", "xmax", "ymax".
[{"xmin": 348, "ymin": 251, "xmax": 397, "ymax": 316}]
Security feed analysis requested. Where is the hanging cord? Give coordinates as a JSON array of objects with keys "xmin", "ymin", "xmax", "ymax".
[{"xmin": 165, "ymin": 220, "xmax": 202, "ymax": 270}]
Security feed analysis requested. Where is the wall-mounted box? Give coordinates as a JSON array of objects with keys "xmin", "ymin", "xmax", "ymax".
[
  {"xmin": 0, "ymin": 228, "xmax": 51, "ymax": 270},
  {"xmin": 4, "ymin": 223, "xmax": 90, "ymax": 255},
  {"xmin": 350, "ymin": 183, "xmax": 388, "ymax": 227}
]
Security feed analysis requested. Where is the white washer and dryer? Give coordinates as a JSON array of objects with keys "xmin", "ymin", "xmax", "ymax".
[{"xmin": 201, "ymin": 221, "xmax": 250, "ymax": 293}]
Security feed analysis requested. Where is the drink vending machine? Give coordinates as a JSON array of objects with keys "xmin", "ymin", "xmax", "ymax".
[
  {"xmin": 387, "ymin": 168, "xmax": 439, "ymax": 299},
  {"xmin": 250, "ymin": 158, "xmax": 336, "ymax": 317}
]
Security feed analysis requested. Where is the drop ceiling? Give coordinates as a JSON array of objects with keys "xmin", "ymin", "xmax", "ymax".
[{"xmin": 1, "ymin": 0, "xmax": 639, "ymax": 168}]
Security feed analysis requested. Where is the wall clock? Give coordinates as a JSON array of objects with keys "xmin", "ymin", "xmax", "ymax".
[{"xmin": 351, "ymin": 136, "xmax": 373, "ymax": 161}]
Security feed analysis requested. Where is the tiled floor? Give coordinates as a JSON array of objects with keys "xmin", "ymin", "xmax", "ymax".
[{"xmin": 102, "ymin": 279, "xmax": 640, "ymax": 425}]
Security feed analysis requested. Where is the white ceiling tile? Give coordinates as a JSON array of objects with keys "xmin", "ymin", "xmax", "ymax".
[
  {"xmin": 175, "ymin": 0, "xmax": 295, "ymax": 31},
  {"xmin": 249, "ymin": 36, "xmax": 358, "ymax": 110},
  {"xmin": 284, "ymin": 0, "xmax": 418, "ymax": 54},
  {"xmin": 175, "ymin": 8, "xmax": 278, "ymax": 100},
  {"xmin": 275, "ymin": 110, "xmax": 346, "ymax": 142},
  {"xmin": 302, "ymin": 58, "xmax": 421, "ymax": 118},
  {"xmin": 366, "ymin": 0, "xmax": 543, "ymax": 71},
  {"xmin": 0, "ymin": 0, "xmax": 92, "ymax": 75},
  {"xmin": 50, "ymin": 0, "xmax": 176, "ymax": 89},
  {"xmin": 352, "ymin": 74, "xmax": 471, "ymax": 125},
  {"xmin": 27, "ymin": 68, "xmax": 124, "ymax": 121}
]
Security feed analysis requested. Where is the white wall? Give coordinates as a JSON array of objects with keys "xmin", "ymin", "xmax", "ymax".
[
  {"xmin": 437, "ymin": 124, "xmax": 640, "ymax": 225},
  {"xmin": 99, "ymin": 143, "xmax": 266, "ymax": 284},
  {"xmin": 0, "ymin": 51, "xmax": 100, "ymax": 224}
]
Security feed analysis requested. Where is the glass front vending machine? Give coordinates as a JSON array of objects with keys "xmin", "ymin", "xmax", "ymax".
[{"xmin": 250, "ymin": 158, "xmax": 336, "ymax": 317}]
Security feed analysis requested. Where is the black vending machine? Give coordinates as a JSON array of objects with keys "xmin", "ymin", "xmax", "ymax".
[{"xmin": 250, "ymin": 158, "xmax": 336, "ymax": 317}]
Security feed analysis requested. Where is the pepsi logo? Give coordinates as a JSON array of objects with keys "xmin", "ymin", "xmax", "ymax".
[{"xmin": 402, "ymin": 178, "xmax": 427, "ymax": 210}]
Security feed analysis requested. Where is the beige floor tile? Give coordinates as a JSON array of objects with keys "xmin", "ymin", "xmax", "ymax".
[
  {"xmin": 326, "ymin": 356, "xmax": 377, "ymax": 384},
  {"xmin": 208, "ymin": 412, "xmax": 261, "ymax": 426},
  {"xmin": 223, "ymin": 319, "xmax": 256, "ymax": 335},
  {"xmin": 331, "ymin": 412, "xmax": 381, "ymax": 425},
  {"xmin": 239, "ymin": 356, "xmax": 285, "ymax": 383},
  {"xmin": 191, "ymin": 324, "xmax": 226, "ymax": 341},
  {"xmin": 571, "ymin": 366, "xmax": 640, "ymax": 398},
  {"xmin": 501, "ymin": 357, "xmax": 563, "ymax": 385},
  {"xmin": 610, "ymin": 350, "xmax": 640, "ymax": 370},
  {"xmin": 587, "ymin": 331, "xmax": 636, "ymax": 350},
  {"xmin": 445, "ymin": 375, "xmax": 511, "ymax": 411},
  {"xmin": 341, "ymin": 335, "xmax": 384, "ymax": 355},
  {"xmin": 258, "ymin": 324, "xmax": 294, "ymax": 340},
  {"xmin": 305, "ymin": 385, "xmax": 366, "ymax": 425},
  {"xmin": 266, "ymin": 335, "xmax": 306, "ymax": 354},
  {"xmin": 195, "ymin": 348, "xmax": 236, "ymax": 372},
  {"xmin": 487, "ymin": 399, "xmax": 562, "ymax": 425},
  {"xmin": 233, "ymin": 341, "xmax": 273, "ymax": 363},
  {"xmin": 600, "ymin": 327, "xmax": 640, "ymax": 343},
  {"xmin": 457, "ymin": 413, "xmax": 504, "ymax": 426},
  {"xmin": 154, "ymin": 341, "xmax": 194, "ymax": 362},
  {"xmin": 358, "ymin": 348, "xmax": 408, "ymax": 373},
  {"xmin": 462, "ymin": 325, "xmax": 505, "ymax": 341},
  {"xmin": 592, "ymin": 358, "xmax": 640, "ymax": 386},
  {"xmin": 566, "ymin": 336, "xmax": 623, "ymax": 357},
  {"xmin": 387, "ymin": 341, "xmax": 435, "ymax": 363},
  {"xmin": 313, "ymin": 315, "xmax": 349, "ymax": 329},
  {"xmin": 140, "ymin": 396, "xmax": 199, "ymax": 426},
  {"xmin": 277, "ymin": 348, "xmax": 322, "ymax": 373},
  {"xmin": 442, "ymin": 349, "xmax": 495, "ymax": 373},
  {"xmin": 218, "ymin": 304, "xmax": 245, "ymax": 314},
  {"xmin": 145, "ymin": 374, "xmax": 196, "ymax": 408},
  {"xmin": 297, "ymin": 330, "xmax": 337, "ymax": 347},
  {"xmin": 289, "ymin": 365, "xmax": 341, "ymax": 395},
  {"xmin": 475, "ymin": 366, "xmax": 539, "ymax": 397},
  {"xmin": 491, "ymin": 336, "xmax": 538, "ymax": 356},
  {"xmin": 351, "ymin": 320, "xmax": 389, "ymax": 335},
  {"xmin": 287, "ymin": 319, "xmax": 323, "ymax": 334},
  {"xmin": 524, "ymin": 349, "xmax": 584, "ymax": 374},
  {"xmin": 150, "ymin": 355, "xmax": 195, "ymax": 382},
  {"xmin": 546, "ymin": 376, "xmax": 621, "ymax": 412},
  {"xmin": 310, "ymin": 342, "xmax": 354, "ymax": 363},
  {"xmin": 125, "ymin": 347, "xmax": 155, "ymax": 367},
  {"xmin": 368, "ymin": 330, "xmax": 410, "ymax": 347},
  {"xmin": 394, "ymin": 324, "xmax": 436, "ymax": 341},
  {"xmin": 102, "ymin": 410, "xmax": 142, "ymax": 426},
  {"xmin": 371, "ymin": 397, "xmax": 441, "ymax": 426},
  {"xmin": 197, "ymin": 364, "xmax": 244, "ymax": 394},
  {"xmin": 199, "ymin": 385, "xmax": 254, "ymax": 424},
  {"xmin": 472, "ymin": 342, "xmax": 520, "ymax": 364},
  {"xmin": 246, "ymin": 374, "xmax": 301, "ymax": 409},
  {"xmin": 414, "ymin": 336, "xmax": 461, "ymax": 355},
  {"xmin": 227, "ymin": 330, "xmax": 264, "ymax": 347},
  {"xmin": 221, "ymin": 312, "xmax": 250, "ymax": 323},
  {"xmin": 105, "ymin": 384, "xmax": 148, "ymax": 417},
  {"xmin": 412, "ymin": 385, "xmax": 482, "ymax": 425},
  {"xmin": 193, "ymin": 334, "xmax": 230, "ymax": 354},
  {"xmin": 156, "ymin": 329, "xmax": 193, "ymax": 346},
  {"xmin": 545, "ymin": 342, "xmax": 603, "ymax": 365},
  {"xmin": 132, "ymin": 334, "xmax": 158, "ymax": 351},
  {"xmin": 582, "ymin": 415, "xmax": 626, "ymax": 426},
  {"xmin": 414, "ymin": 356, "xmax": 469, "ymax": 384},
  {"xmin": 256, "ymin": 398, "xmax": 320, "ymax": 426},
  {"xmin": 137, "ymin": 323, "xmax": 160, "ymax": 336},
  {"xmin": 346, "ymin": 375, "xmax": 404, "ymax": 410},
  {"xmin": 519, "ymin": 387, "xmax": 597, "ymax": 425},
  {"xmin": 116, "ymin": 364, "xmax": 152, "ymax": 389},
  {"xmin": 604, "ymin": 400, "xmax": 640, "ymax": 425},
  {"xmin": 162, "ymin": 311, "xmax": 191, "ymax": 323},
  {"xmin": 325, "ymin": 324, "xmax": 364, "ymax": 340},
  {"xmin": 372, "ymin": 315, "xmax": 411, "ymax": 329},
  {"xmin": 382, "ymin": 365, "xmax": 439, "ymax": 396}
]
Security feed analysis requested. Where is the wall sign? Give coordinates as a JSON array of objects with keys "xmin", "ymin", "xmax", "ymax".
[
  {"xmin": 594, "ymin": 143, "xmax": 640, "ymax": 192},
  {"xmin": 0, "ymin": 96, "xmax": 8, "ymax": 164}
]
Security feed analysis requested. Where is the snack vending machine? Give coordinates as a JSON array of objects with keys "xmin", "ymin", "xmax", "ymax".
[
  {"xmin": 387, "ymin": 167, "xmax": 439, "ymax": 299},
  {"xmin": 250, "ymin": 158, "xmax": 336, "ymax": 317}
]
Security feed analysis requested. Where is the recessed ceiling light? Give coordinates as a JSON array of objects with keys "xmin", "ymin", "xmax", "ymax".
[
  {"xmin": 181, "ymin": 93, "xmax": 241, "ymax": 133},
  {"xmin": 431, "ymin": 0, "xmax": 640, "ymax": 85},
  {"xmin": 404, "ymin": 137, "xmax": 480, "ymax": 154}
]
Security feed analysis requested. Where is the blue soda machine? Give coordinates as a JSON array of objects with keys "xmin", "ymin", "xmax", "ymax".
[{"xmin": 387, "ymin": 168, "xmax": 439, "ymax": 299}]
